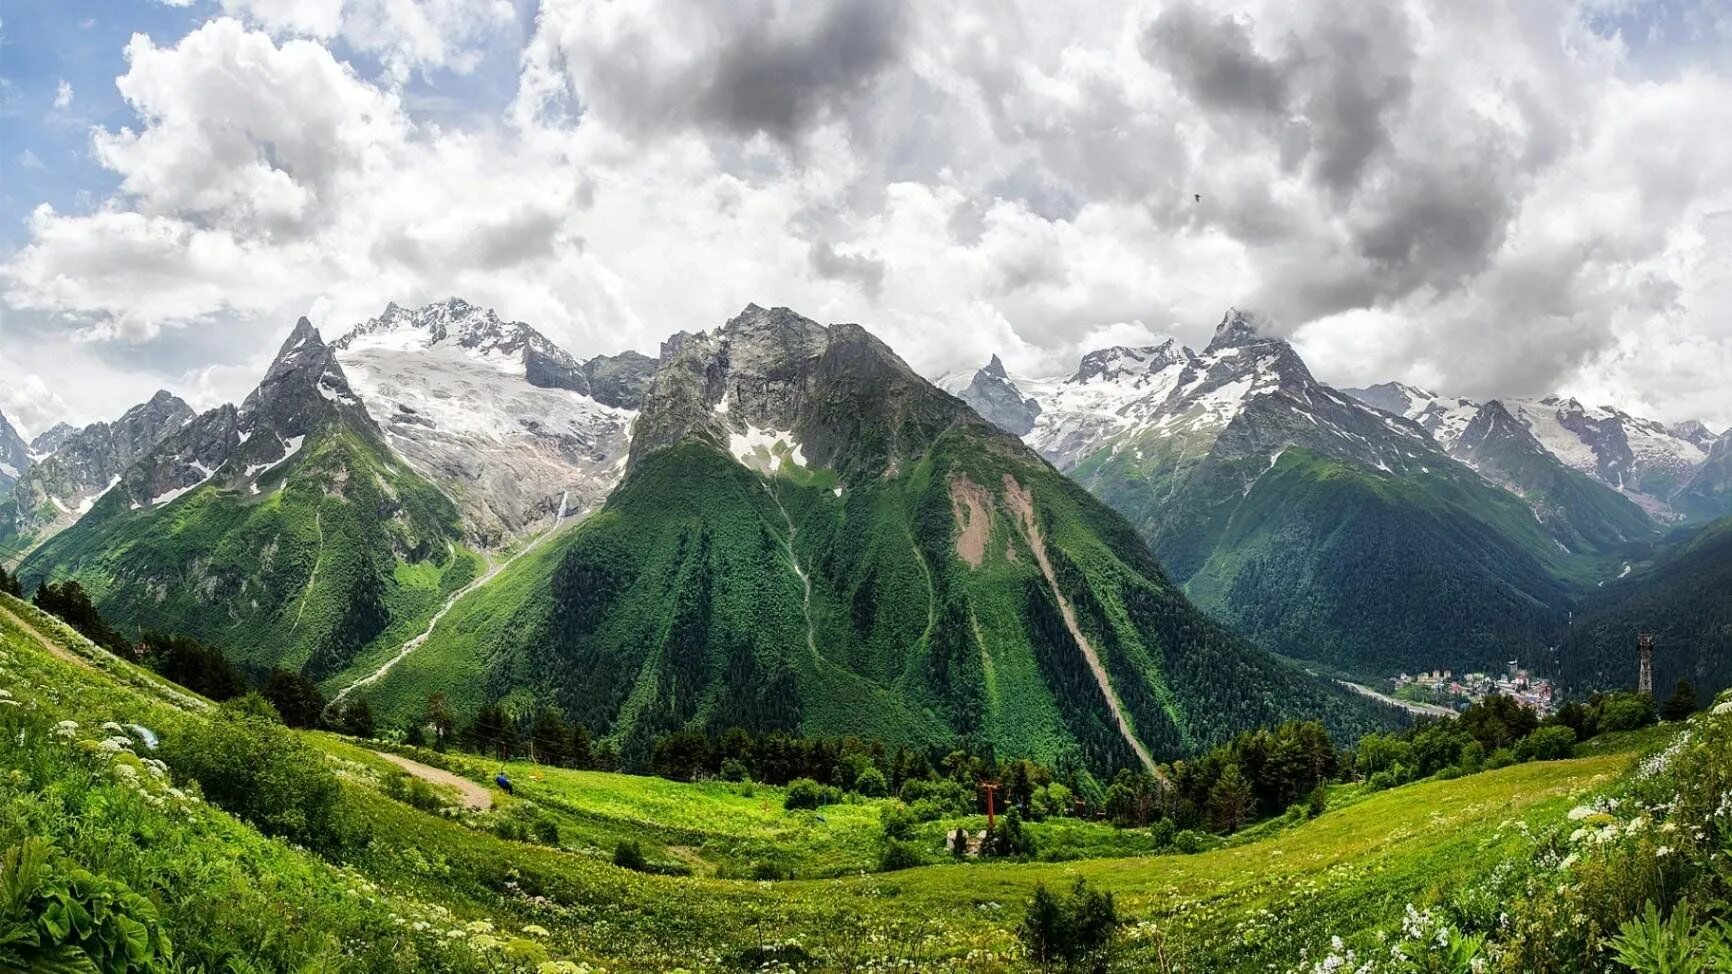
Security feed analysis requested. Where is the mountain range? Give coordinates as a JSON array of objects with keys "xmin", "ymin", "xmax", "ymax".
[
  {"xmin": 949, "ymin": 310, "xmax": 1727, "ymax": 686},
  {"xmin": 11, "ymin": 301, "xmax": 1398, "ymax": 773}
]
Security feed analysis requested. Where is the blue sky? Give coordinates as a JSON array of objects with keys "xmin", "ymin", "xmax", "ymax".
[{"xmin": 2, "ymin": 0, "xmax": 1731, "ymax": 438}]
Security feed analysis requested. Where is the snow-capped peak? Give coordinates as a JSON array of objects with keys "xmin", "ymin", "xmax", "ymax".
[
  {"xmin": 1205, "ymin": 307, "xmax": 1274, "ymax": 352},
  {"xmin": 1071, "ymin": 340, "xmax": 1191, "ymax": 384}
]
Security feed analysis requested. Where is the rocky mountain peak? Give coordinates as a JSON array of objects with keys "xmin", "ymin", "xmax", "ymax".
[
  {"xmin": 1071, "ymin": 340, "xmax": 1190, "ymax": 384},
  {"xmin": 956, "ymin": 354, "xmax": 1042, "ymax": 436},
  {"xmin": 0, "ymin": 410, "xmax": 29, "ymax": 488},
  {"xmin": 27, "ymin": 422, "xmax": 76, "ymax": 459},
  {"xmin": 1206, "ymin": 307, "xmax": 1275, "ymax": 352},
  {"xmin": 337, "ymin": 298, "xmax": 589, "ymax": 394}
]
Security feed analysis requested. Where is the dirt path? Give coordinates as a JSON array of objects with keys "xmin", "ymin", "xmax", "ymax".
[
  {"xmin": 374, "ymin": 751, "xmax": 493, "ymax": 810},
  {"xmin": 0, "ymin": 603, "xmax": 99, "ymax": 673},
  {"xmin": 1000, "ymin": 475, "xmax": 1160, "ymax": 776},
  {"xmin": 331, "ymin": 493, "xmax": 575, "ymax": 705}
]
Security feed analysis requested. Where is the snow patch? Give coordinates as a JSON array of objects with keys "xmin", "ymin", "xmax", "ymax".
[{"xmin": 729, "ymin": 424, "xmax": 806, "ymax": 472}]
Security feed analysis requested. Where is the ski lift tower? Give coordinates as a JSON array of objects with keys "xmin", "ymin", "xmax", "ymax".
[{"xmin": 1637, "ymin": 633, "xmax": 1655, "ymax": 696}]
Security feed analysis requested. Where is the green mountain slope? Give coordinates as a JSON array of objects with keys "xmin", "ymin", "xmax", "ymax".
[
  {"xmin": 357, "ymin": 305, "xmax": 1396, "ymax": 770},
  {"xmin": 1555, "ymin": 516, "xmax": 1732, "ymax": 697},
  {"xmin": 1010, "ymin": 314, "xmax": 1599, "ymax": 679},
  {"xmin": 17, "ymin": 320, "xmax": 476, "ymax": 679},
  {"xmin": 1176, "ymin": 448, "xmax": 1579, "ymax": 676}
]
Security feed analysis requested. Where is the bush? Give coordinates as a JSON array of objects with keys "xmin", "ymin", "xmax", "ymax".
[
  {"xmin": 161, "ymin": 699, "xmax": 349, "ymax": 852},
  {"xmin": 898, "ymin": 776, "xmax": 971, "ymax": 813},
  {"xmin": 1171, "ymin": 830, "xmax": 1211, "ymax": 854},
  {"xmin": 784, "ymin": 777, "xmax": 841, "ymax": 810},
  {"xmin": 1514, "ymin": 725, "xmax": 1577, "ymax": 761},
  {"xmin": 1148, "ymin": 818, "xmax": 1177, "ymax": 848},
  {"xmin": 1596, "ymin": 693, "xmax": 1657, "ymax": 733},
  {"xmin": 877, "ymin": 839, "xmax": 923, "ymax": 872},
  {"xmin": 1306, "ymin": 783, "xmax": 1329, "ymax": 818},
  {"xmin": 984, "ymin": 808, "xmax": 1036, "ymax": 858},
  {"xmin": 880, "ymin": 804, "xmax": 916, "ymax": 841},
  {"xmin": 1018, "ymin": 877, "xmax": 1118, "ymax": 971},
  {"xmin": 383, "ymin": 772, "xmax": 446, "ymax": 812},
  {"xmin": 854, "ymin": 766, "xmax": 889, "ymax": 797},
  {"xmin": 1484, "ymin": 747, "xmax": 1517, "ymax": 770},
  {"xmin": 613, "ymin": 839, "xmax": 648, "ymax": 871},
  {"xmin": 719, "ymin": 758, "xmax": 750, "ymax": 782}
]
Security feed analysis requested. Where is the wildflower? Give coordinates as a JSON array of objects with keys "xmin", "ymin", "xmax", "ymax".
[
  {"xmin": 1712, "ymin": 700, "xmax": 1732, "ymax": 716},
  {"xmin": 100, "ymin": 735, "xmax": 135, "ymax": 753},
  {"xmin": 53, "ymin": 720, "xmax": 78, "ymax": 740},
  {"xmin": 1656, "ymin": 845, "xmax": 1673, "ymax": 857},
  {"xmin": 1567, "ymin": 805, "xmax": 1595, "ymax": 821},
  {"xmin": 522, "ymin": 924, "xmax": 551, "ymax": 938}
]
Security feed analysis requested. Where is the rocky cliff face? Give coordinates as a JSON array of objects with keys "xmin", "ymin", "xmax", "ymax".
[
  {"xmin": 27, "ymin": 423, "xmax": 77, "ymax": 458},
  {"xmin": 1, "ymin": 391, "xmax": 194, "ymax": 544},
  {"xmin": 630, "ymin": 303, "xmax": 980, "ymax": 480},
  {"xmin": 0, "ymin": 411, "xmax": 30, "ymax": 500}
]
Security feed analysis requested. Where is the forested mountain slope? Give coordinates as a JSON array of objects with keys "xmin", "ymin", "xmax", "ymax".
[
  {"xmin": 356, "ymin": 305, "xmax": 1395, "ymax": 770},
  {"xmin": 17, "ymin": 319, "xmax": 474, "ymax": 680}
]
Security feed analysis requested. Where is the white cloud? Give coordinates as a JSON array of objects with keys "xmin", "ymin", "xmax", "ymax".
[
  {"xmin": 5, "ymin": 0, "xmax": 1732, "ymax": 432},
  {"xmin": 0, "ymin": 374, "xmax": 71, "ymax": 440},
  {"xmin": 52, "ymin": 80, "xmax": 73, "ymax": 111},
  {"xmin": 216, "ymin": 0, "xmax": 514, "ymax": 80}
]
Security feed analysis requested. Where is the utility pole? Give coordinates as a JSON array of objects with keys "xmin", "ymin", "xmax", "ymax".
[
  {"xmin": 980, "ymin": 781, "xmax": 1002, "ymax": 830},
  {"xmin": 1637, "ymin": 633, "xmax": 1655, "ymax": 696}
]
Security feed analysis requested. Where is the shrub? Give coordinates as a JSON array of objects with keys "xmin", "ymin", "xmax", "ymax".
[
  {"xmin": 784, "ymin": 777, "xmax": 841, "ymax": 810},
  {"xmin": 984, "ymin": 808, "xmax": 1036, "ymax": 858},
  {"xmin": 880, "ymin": 804, "xmax": 916, "ymax": 841},
  {"xmin": 1514, "ymin": 725, "xmax": 1577, "ymax": 761},
  {"xmin": 1306, "ymin": 783, "xmax": 1329, "ymax": 818},
  {"xmin": 898, "ymin": 776, "xmax": 971, "ymax": 813},
  {"xmin": 161, "ymin": 699, "xmax": 348, "ymax": 852},
  {"xmin": 719, "ymin": 758, "xmax": 750, "ymax": 782},
  {"xmin": 384, "ymin": 772, "xmax": 446, "ymax": 812},
  {"xmin": 613, "ymin": 839, "xmax": 648, "ymax": 871},
  {"xmin": 1484, "ymin": 747, "xmax": 1517, "ymax": 770},
  {"xmin": 854, "ymin": 766, "xmax": 889, "ymax": 797},
  {"xmin": 877, "ymin": 839, "xmax": 922, "ymax": 872},
  {"xmin": 1596, "ymin": 693, "xmax": 1657, "ymax": 733},
  {"xmin": 1148, "ymin": 818, "xmax": 1177, "ymax": 848},
  {"xmin": 1170, "ymin": 824, "xmax": 1212, "ymax": 849},
  {"xmin": 1018, "ymin": 877, "xmax": 1118, "ymax": 971},
  {"xmin": 1458, "ymin": 740, "xmax": 1486, "ymax": 773}
]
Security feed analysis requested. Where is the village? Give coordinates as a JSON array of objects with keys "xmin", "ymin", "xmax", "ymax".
[{"xmin": 1390, "ymin": 660, "xmax": 1558, "ymax": 716}]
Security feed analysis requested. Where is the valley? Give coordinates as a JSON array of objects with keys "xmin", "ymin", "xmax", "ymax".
[{"xmin": 1, "ymin": 595, "xmax": 1703, "ymax": 972}]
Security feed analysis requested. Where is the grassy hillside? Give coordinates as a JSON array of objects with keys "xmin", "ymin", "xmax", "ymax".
[
  {"xmin": 16, "ymin": 424, "xmax": 477, "ymax": 680},
  {"xmin": 363, "ymin": 431, "xmax": 1395, "ymax": 772},
  {"xmin": 0, "ymin": 592, "xmax": 1683, "ymax": 972}
]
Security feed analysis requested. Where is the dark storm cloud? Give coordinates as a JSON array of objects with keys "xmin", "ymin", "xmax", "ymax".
[
  {"xmin": 1141, "ymin": 4, "xmax": 1288, "ymax": 116},
  {"xmin": 569, "ymin": 0, "xmax": 912, "ymax": 147},
  {"xmin": 1292, "ymin": 6, "xmax": 1415, "ymax": 197},
  {"xmin": 698, "ymin": 0, "xmax": 909, "ymax": 143},
  {"xmin": 807, "ymin": 240, "xmax": 886, "ymax": 296}
]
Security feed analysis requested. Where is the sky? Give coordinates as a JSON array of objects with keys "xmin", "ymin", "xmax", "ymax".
[{"xmin": 2, "ymin": 0, "xmax": 1732, "ymax": 438}]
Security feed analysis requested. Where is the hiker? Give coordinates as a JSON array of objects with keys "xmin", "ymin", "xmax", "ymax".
[{"xmin": 495, "ymin": 771, "xmax": 513, "ymax": 795}]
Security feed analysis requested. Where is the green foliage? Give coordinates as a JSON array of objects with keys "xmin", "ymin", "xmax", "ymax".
[
  {"xmin": 0, "ymin": 837, "xmax": 175, "ymax": 973},
  {"xmin": 877, "ymin": 838, "xmax": 923, "ymax": 872},
  {"xmin": 139, "ymin": 631, "xmax": 244, "ymax": 701},
  {"xmin": 33, "ymin": 580, "xmax": 131, "ymax": 656},
  {"xmin": 1513, "ymin": 725, "xmax": 1577, "ymax": 761},
  {"xmin": 784, "ymin": 777, "xmax": 842, "ymax": 811},
  {"xmin": 260, "ymin": 667, "xmax": 325, "ymax": 728},
  {"xmin": 1558, "ymin": 516, "xmax": 1732, "ymax": 699},
  {"xmin": 1660, "ymin": 680, "xmax": 1698, "ymax": 722},
  {"xmin": 160, "ymin": 699, "xmax": 348, "ymax": 852},
  {"xmin": 1018, "ymin": 877, "xmax": 1118, "ymax": 972},
  {"xmin": 1610, "ymin": 903, "xmax": 1732, "ymax": 974}
]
